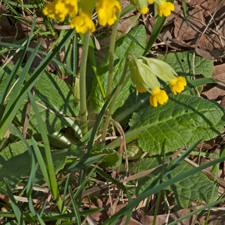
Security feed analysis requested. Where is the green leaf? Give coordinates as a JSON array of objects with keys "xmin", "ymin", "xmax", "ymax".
[
  {"xmin": 157, "ymin": 51, "xmax": 214, "ymax": 78},
  {"xmin": 135, "ymin": 156, "xmax": 218, "ymax": 208},
  {"xmin": 88, "ymin": 25, "xmax": 146, "ymax": 114},
  {"xmin": 91, "ymin": 145, "xmax": 121, "ymax": 169},
  {"xmin": 0, "ymin": 64, "xmax": 80, "ymax": 135},
  {"xmin": 113, "ymin": 86, "xmax": 149, "ymax": 125},
  {"xmin": 0, "ymin": 140, "xmax": 81, "ymax": 194},
  {"xmin": 108, "ymin": 94, "xmax": 224, "ymax": 154}
]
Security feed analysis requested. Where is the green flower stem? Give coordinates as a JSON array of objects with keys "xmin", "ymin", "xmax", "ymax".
[
  {"xmin": 105, "ymin": 0, "xmax": 122, "ymax": 99},
  {"xmin": 102, "ymin": 58, "xmax": 129, "ymax": 144},
  {"xmin": 80, "ymin": 31, "xmax": 90, "ymax": 136}
]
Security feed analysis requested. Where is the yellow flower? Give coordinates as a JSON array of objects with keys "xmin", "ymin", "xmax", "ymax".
[
  {"xmin": 149, "ymin": 87, "xmax": 169, "ymax": 107},
  {"xmin": 169, "ymin": 77, "xmax": 187, "ymax": 95},
  {"xmin": 147, "ymin": 0, "xmax": 154, "ymax": 3},
  {"xmin": 136, "ymin": 85, "xmax": 147, "ymax": 93},
  {"xmin": 130, "ymin": 0, "xmax": 149, "ymax": 14},
  {"xmin": 96, "ymin": 0, "xmax": 121, "ymax": 26},
  {"xmin": 43, "ymin": 0, "xmax": 78, "ymax": 22},
  {"xmin": 70, "ymin": 12, "xmax": 95, "ymax": 33},
  {"xmin": 157, "ymin": 0, "xmax": 174, "ymax": 17},
  {"xmin": 138, "ymin": 6, "xmax": 148, "ymax": 14}
]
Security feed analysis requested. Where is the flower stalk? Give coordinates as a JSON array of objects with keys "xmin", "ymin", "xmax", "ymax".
[
  {"xmin": 80, "ymin": 31, "xmax": 90, "ymax": 136},
  {"xmin": 106, "ymin": 0, "xmax": 122, "ymax": 100},
  {"xmin": 102, "ymin": 58, "xmax": 129, "ymax": 144}
]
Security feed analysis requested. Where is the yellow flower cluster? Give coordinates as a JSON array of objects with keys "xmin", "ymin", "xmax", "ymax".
[
  {"xmin": 96, "ymin": 0, "xmax": 121, "ymax": 26},
  {"xmin": 70, "ymin": 12, "xmax": 95, "ymax": 33},
  {"xmin": 130, "ymin": 0, "xmax": 174, "ymax": 16},
  {"xmin": 157, "ymin": 0, "xmax": 174, "ymax": 17},
  {"xmin": 43, "ymin": 0, "xmax": 121, "ymax": 33},
  {"xmin": 43, "ymin": 0, "xmax": 78, "ymax": 22},
  {"xmin": 128, "ymin": 53, "xmax": 187, "ymax": 107}
]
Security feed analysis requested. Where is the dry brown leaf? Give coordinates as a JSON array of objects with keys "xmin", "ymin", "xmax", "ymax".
[
  {"xmin": 202, "ymin": 64, "xmax": 225, "ymax": 99},
  {"xmin": 135, "ymin": 208, "xmax": 197, "ymax": 225}
]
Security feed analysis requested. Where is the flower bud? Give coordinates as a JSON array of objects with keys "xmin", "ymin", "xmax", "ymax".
[{"xmin": 128, "ymin": 53, "xmax": 160, "ymax": 92}]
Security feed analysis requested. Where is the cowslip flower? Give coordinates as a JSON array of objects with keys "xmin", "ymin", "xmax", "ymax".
[
  {"xmin": 143, "ymin": 57, "xmax": 187, "ymax": 96},
  {"xmin": 43, "ymin": 0, "xmax": 78, "ymax": 22},
  {"xmin": 169, "ymin": 77, "xmax": 187, "ymax": 95},
  {"xmin": 157, "ymin": 0, "xmax": 174, "ymax": 17},
  {"xmin": 149, "ymin": 87, "xmax": 169, "ymax": 107},
  {"xmin": 146, "ymin": 0, "xmax": 174, "ymax": 17},
  {"xmin": 96, "ymin": 0, "xmax": 121, "ymax": 26},
  {"xmin": 128, "ymin": 53, "xmax": 169, "ymax": 107},
  {"xmin": 128, "ymin": 53, "xmax": 187, "ymax": 107},
  {"xmin": 130, "ymin": 0, "xmax": 149, "ymax": 14},
  {"xmin": 70, "ymin": 12, "xmax": 95, "ymax": 33}
]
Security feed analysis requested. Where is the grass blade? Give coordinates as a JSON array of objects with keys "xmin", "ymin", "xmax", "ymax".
[
  {"xmin": 31, "ymin": 137, "xmax": 51, "ymax": 187},
  {"xmin": 68, "ymin": 186, "xmax": 81, "ymax": 225},
  {"xmin": 28, "ymin": 91, "xmax": 62, "ymax": 210},
  {"xmin": 0, "ymin": 16, "xmax": 37, "ymax": 116},
  {"xmin": 143, "ymin": 15, "xmax": 166, "ymax": 56},
  {"xmin": 4, "ymin": 179, "xmax": 26, "ymax": 225}
]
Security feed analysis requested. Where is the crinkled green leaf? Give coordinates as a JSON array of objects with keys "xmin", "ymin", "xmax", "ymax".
[
  {"xmin": 109, "ymin": 94, "xmax": 224, "ymax": 154},
  {"xmin": 157, "ymin": 51, "xmax": 214, "ymax": 78},
  {"xmin": 136, "ymin": 156, "xmax": 218, "ymax": 208},
  {"xmin": 88, "ymin": 25, "xmax": 146, "ymax": 114},
  {"xmin": 91, "ymin": 144, "xmax": 121, "ymax": 169},
  {"xmin": 159, "ymin": 51, "xmax": 213, "ymax": 96},
  {"xmin": 0, "ymin": 140, "xmax": 81, "ymax": 194}
]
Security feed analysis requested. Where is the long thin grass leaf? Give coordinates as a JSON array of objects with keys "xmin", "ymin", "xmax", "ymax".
[
  {"xmin": 64, "ymin": 154, "xmax": 104, "ymax": 171},
  {"xmin": 143, "ymin": 16, "xmax": 166, "ymax": 56},
  {"xmin": 120, "ymin": 4, "xmax": 136, "ymax": 17},
  {"xmin": 95, "ymin": 168, "xmax": 132, "ymax": 201},
  {"xmin": 85, "ymin": 87, "xmax": 117, "ymax": 159},
  {"xmin": 4, "ymin": 179, "xmax": 26, "ymax": 225},
  {"xmin": 0, "ymin": 16, "xmax": 36, "ymax": 105},
  {"xmin": 0, "ymin": 29, "xmax": 75, "ymax": 140},
  {"xmin": 4, "ymin": 0, "xmax": 43, "ymax": 8},
  {"xmin": 62, "ymin": 174, "xmax": 70, "ymax": 210},
  {"xmin": 0, "ymin": 208, "xmax": 103, "ymax": 221},
  {"xmin": 68, "ymin": 186, "xmax": 81, "ymax": 225},
  {"xmin": 182, "ymin": 2, "xmax": 189, "ymax": 21},
  {"xmin": 28, "ymin": 91, "xmax": 62, "ymax": 210},
  {"xmin": 60, "ymin": 166, "xmax": 97, "ymax": 218},
  {"xmin": 37, "ymin": 213, "xmax": 46, "ymax": 225},
  {"xmin": 2, "ymin": 43, "xmax": 41, "ymax": 124},
  {"xmin": 0, "ymin": 42, "xmax": 77, "ymax": 78},
  {"xmin": 168, "ymin": 196, "xmax": 225, "ymax": 225},
  {"xmin": 31, "ymin": 137, "xmax": 51, "ymax": 187},
  {"xmin": 39, "ymin": 200, "xmax": 47, "ymax": 217},
  {"xmin": 8, "ymin": 124, "xmax": 37, "ymax": 215}
]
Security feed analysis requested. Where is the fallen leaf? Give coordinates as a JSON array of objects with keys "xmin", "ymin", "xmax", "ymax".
[{"xmin": 135, "ymin": 208, "xmax": 197, "ymax": 225}]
